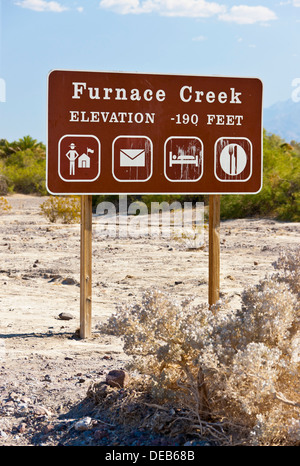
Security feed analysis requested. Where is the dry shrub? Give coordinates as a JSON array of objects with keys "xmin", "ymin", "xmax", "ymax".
[
  {"xmin": 273, "ymin": 247, "xmax": 300, "ymax": 298},
  {"xmin": 87, "ymin": 378, "xmax": 199, "ymax": 440},
  {"xmin": 99, "ymin": 247, "xmax": 300, "ymax": 445},
  {"xmin": 0, "ymin": 196, "xmax": 11, "ymax": 214},
  {"xmin": 40, "ymin": 196, "xmax": 80, "ymax": 223}
]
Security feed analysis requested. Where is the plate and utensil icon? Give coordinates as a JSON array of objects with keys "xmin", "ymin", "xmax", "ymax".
[{"xmin": 220, "ymin": 143, "xmax": 247, "ymax": 177}]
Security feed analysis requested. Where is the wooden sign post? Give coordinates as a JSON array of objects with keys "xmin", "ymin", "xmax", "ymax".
[
  {"xmin": 80, "ymin": 195, "xmax": 92, "ymax": 339},
  {"xmin": 209, "ymin": 195, "xmax": 220, "ymax": 306}
]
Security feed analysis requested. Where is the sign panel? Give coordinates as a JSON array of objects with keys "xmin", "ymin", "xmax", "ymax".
[{"xmin": 47, "ymin": 70, "xmax": 263, "ymax": 194}]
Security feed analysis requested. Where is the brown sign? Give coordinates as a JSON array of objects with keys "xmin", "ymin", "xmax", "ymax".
[{"xmin": 47, "ymin": 70, "xmax": 263, "ymax": 194}]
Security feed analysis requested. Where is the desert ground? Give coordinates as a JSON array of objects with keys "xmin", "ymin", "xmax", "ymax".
[{"xmin": 0, "ymin": 194, "xmax": 299, "ymax": 446}]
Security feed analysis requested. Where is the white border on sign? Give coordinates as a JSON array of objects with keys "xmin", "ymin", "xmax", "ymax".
[
  {"xmin": 112, "ymin": 135, "xmax": 153, "ymax": 183},
  {"xmin": 58, "ymin": 134, "xmax": 101, "ymax": 183},
  {"xmin": 214, "ymin": 136, "xmax": 253, "ymax": 183}
]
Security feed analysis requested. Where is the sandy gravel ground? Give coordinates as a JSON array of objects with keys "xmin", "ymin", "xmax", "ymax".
[{"xmin": 0, "ymin": 194, "xmax": 299, "ymax": 446}]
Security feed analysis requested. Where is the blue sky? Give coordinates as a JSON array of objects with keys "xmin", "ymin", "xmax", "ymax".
[{"xmin": 0, "ymin": 0, "xmax": 299, "ymax": 143}]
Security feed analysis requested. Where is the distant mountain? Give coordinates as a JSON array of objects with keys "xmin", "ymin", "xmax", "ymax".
[{"xmin": 263, "ymin": 99, "xmax": 300, "ymax": 143}]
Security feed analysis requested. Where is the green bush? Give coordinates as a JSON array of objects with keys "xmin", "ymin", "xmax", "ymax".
[
  {"xmin": 0, "ymin": 137, "xmax": 46, "ymax": 195},
  {"xmin": 4, "ymin": 155, "xmax": 46, "ymax": 195},
  {"xmin": 220, "ymin": 131, "xmax": 300, "ymax": 221}
]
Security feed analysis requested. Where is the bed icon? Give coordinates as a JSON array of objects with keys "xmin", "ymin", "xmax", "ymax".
[
  {"xmin": 169, "ymin": 150, "xmax": 201, "ymax": 168},
  {"xmin": 164, "ymin": 137, "xmax": 203, "ymax": 182}
]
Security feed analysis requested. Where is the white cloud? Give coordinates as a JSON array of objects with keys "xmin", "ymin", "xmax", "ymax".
[
  {"xmin": 219, "ymin": 6, "xmax": 277, "ymax": 24},
  {"xmin": 192, "ymin": 35, "xmax": 207, "ymax": 41},
  {"xmin": 279, "ymin": 1, "xmax": 300, "ymax": 5},
  {"xmin": 99, "ymin": 1, "xmax": 277, "ymax": 24},
  {"xmin": 156, "ymin": 0, "xmax": 226, "ymax": 18},
  {"xmin": 15, "ymin": 0, "xmax": 68, "ymax": 12},
  {"xmin": 99, "ymin": 0, "xmax": 145, "ymax": 14},
  {"xmin": 99, "ymin": 0, "xmax": 226, "ymax": 17}
]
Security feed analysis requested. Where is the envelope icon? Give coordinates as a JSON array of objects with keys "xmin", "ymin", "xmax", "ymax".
[{"xmin": 120, "ymin": 148, "xmax": 145, "ymax": 167}]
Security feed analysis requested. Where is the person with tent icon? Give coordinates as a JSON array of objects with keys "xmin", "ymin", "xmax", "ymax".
[
  {"xmin": 65, "ymin": 143, "xmax": 95, "ymax": 175},
  {"xmin": 65, "ymin": 142, "xmax": 80, "ymax": 175}
]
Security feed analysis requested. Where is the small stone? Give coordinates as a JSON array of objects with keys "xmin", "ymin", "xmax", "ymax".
[
  {"xmin": 9, "ymin": 392, "xmax": 21, "ymax": 401},
  {"xmin": 61, "ymin": 277, "xmax": 77, "ymax": 285},
  {"xmin": 33, "ymin": 406, "xmax": 52, "ymax": 417},
  {"xmin": 3, "ymin": 401, "xmax": 14, "ymax": 413},
  {"xmin": 74, "ymin": 417, "xmax": 93, "ymax": 431},
  {"xmin": 42, "ymin": 423, "xmax": 55, "ymax": 434},
  {"xmin": 21, "ymin": 396, "xmax": 31, "ymax": 404},
  {"xmin": 106, "ymin": 369, "xmax": 129, "ymax": 388},
  {"xmin": 94, "ymin": 428, "xmax": 108, "ymax": 440},
  {"xmin": 48, "ymin": 274, "xmax": 62, "ymax": 283},
  {"xmin": 18, "ymin": 422, "xmax": 27, "ymax": 433},
  {"xmin": 58, "ymin": 312, "xmax": 73, "ymax": 320},
  {"xmin": 16, "ymin": 402, "xmax": 28, "ymax": 414}
]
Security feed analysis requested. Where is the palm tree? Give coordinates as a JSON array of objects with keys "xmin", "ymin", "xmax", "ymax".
[
  {"xmin": 0, "ymin": 139, "xmax": 14, "ymax": 158},
  {"xmin": 16, "ymin": 135, "xmax": 39, "ymax": 150},
  {"xmin": 0, "ymin": 136, "xmax": 45, "ymax": 158}
]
